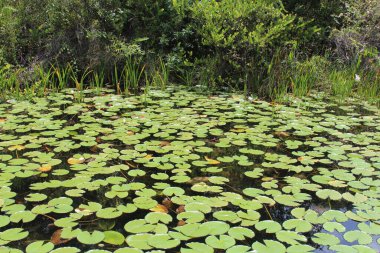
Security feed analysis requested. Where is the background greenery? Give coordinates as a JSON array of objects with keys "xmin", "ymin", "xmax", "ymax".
[{"xmin": 0, "ymin": 0, "xmax": 379, "ymax": 102}]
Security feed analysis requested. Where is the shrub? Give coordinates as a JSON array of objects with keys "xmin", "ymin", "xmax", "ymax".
[{"xmin": 189, "ymin": 0, "xmax": 307, "ymax": 89}]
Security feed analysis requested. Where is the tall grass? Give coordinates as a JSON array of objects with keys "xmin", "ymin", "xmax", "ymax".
[
  {"xmin": 179, "ymin": 67, "xmax": 196, "ymax": 86},
  {"xmin": 356, "ymin": 69, "xmax": 380, "ymax": 103},
  {"xmin": 291, "ymin": 66, "xmax": 315, "ymax": 97},
  {"xmin": 0, "ymin": 64, "xmax": 21, "ymax": 99},
  {"xmin": 327, "ymin": 49, "xmax": 380, "ymax": 104},
  {"xmin": 0, "ymin": 54, "xmax": 379, "ymax": 106},
  {"xmin": 35, "ymin": 65, "xmax": 53, "ymax": 96},
  {"xmin": 329, "ymin": 69, "xmax": 355, "ymax": 99},
  {"xmin": 112, "ymin": 64, "xmax": 121, "ymax": 95},
  {"xmin": 266, "ymin": 49, "xmax": 290, "ymax": 102},
  {"xmin": 52, "ymin": 64, "xmax": 71, "ymax": 91},
  {"xmin": 91, "ymin": 71, "xmax": 105, "ymax": 95},
  {"xmin": 71, "ymin": 67, "xmax": 92, "ymax": 102},
  {"xmin": 122, "ymin": 57, "xmax": 145, "ymax": 93},
  {"xmin": 151, "ymin": 57, "xmax": 169, "ymax": 89}
]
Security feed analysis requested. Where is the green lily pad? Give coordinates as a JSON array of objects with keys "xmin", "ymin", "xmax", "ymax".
[
  {"xmin": 103, "ymin": 231, "xmax": 125, "ymax": 245},
  {"xmin": 204, "ymin": 221, "xmax": 230, "ymax": 235},
  {"xmin": 147, "ymin": 234, "xmax": 180, "ymax": 249},
  {"xmin": 181, "ymin": 242, "xmax": 213, "ymax": 253},
  {"xmin": 275, "ymin": 230, "xmax": 307, "ymax": 245},
  {"xmin": 205, "ymin": 235, "xmax": 236, "ymax": 249},
  {"xmin": 145, "ymin": 212, "xmax": 172, "ymax": 224},
  {"xmin": 50, "ymin": 247, "xmax": 80, "ymax": 253},
  {"xmin": 124, "ymin": 219, "xmax": 155, "ymax": 234},
  {"xmin": 0, "ymin": 228, "xmax": 29, "ymax": 242},
  {"xmin": 26, "ymin": 241, "xmax": 54, "ymax": 253},
  {"xmin": 255, "ymin": 220, "xmax": 282, "ymax": 233},
  {"xmin": 228, "ymin": 227, "xmax": 255, "ymax": 240},
  {"xmin": 0, "ymin": 216, "xmax": 10, "ymax": 228},
  {"xmin": 251, "ymin": 240, "xmax": 286, "ymax": 253},
  {"xmin": 287, "ymin": 245, "xmax": 315, "ymax": 253},
  {"xmin": 10, "ymin": 211, "xmax": 36, "ymax": 223},
  {"xmin": 126, "ymin": 233, "xmax": 153, "ymax": 250},
  {"xmin": 316, "ymin": 189, "xmax": 342, "ymax": 201},
  {"xmin": 312, "ymin": 232, "xmax": 340, "ymax": 246},
  {"xmin": 96, "ymin": 208, "xmax": 122, "ymax": 219},
  {"xmin": 283, "ymin": 219, "xmax": 312, "ymax": 233},
  {"xmin": 323, "ymin": 222, "xmax": 346, "ymax": 233},
  {"xmin": 343, "ymin": 230, "xmax": 372, "ymax": 245},
  {"xmin": 77, "ymin": 231, "xmax": 105, "ymax": 245},
  {"xmin": 114, "ymin": 248, "xmax": 143, "ymax": 253}
]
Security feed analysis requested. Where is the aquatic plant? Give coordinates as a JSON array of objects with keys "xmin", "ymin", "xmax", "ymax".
[{"xmin": 0, "ymin": 88, "xmax": 379, "ymax": 252}]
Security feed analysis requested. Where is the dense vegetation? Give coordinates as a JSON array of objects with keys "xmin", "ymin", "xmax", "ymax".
[{"xmin": 0, "ymin": 0, "xmax": 379, "ymax": 102}]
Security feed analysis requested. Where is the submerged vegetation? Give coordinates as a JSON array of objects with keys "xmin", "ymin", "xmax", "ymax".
[{"xmin": 0, "ymin": 88, "xmax": 379, "ymax": 252}]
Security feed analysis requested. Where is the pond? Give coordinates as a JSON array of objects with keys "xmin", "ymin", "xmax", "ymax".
[{"xmin": 0, "ymin": 87, "xmax": 379, "ymax": 253}]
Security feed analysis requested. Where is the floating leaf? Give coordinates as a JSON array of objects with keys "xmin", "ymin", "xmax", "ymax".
[
  {"xmin": 226, "ymin": 245, "xmax": 251, "ymax": 253},
  {"xmin": 50, "ymin": 247, "xmax": 80, "ymax": 253},
  {"xmin": 10, "ymin": 211, "xmax": 36, "ymax": 223},
  {"xmin": 25, "ymin": 193, "xmax": 47, "ymax": 202},
  {"xmin": 51, "ymin": 229, "xmax": 70, "ymax": 245},
  {"xmin": 204, "ymin": 221, "xmax": 230, "ymax": 235},
  {"xmin": 114, "ymin": 248, "xmax": 143, "ymax": 253},
  {"xmin": 0, "ymin": 228, "xmax": 29, "ymax": 242},
  {"xmin": 323, "ymin": 222, "xmax": 346, "ymax": 233},
  {"xmin": 77, "ymin": 231, "xmax": 105, "ymax": 245},
  {"xmin": 255, "ymin": 220, "xmax": 282, "ymax": 233},
  {"xmin": 181, "ymin": 242, "xmax": 213, "ymax": 253},
  {"xmin": 145, "ymin": 212, "xmax": 172, "ymax": 224},
  {"xmin": 96, "ymin": 208, "xmax": 122, "ymax": 219},
  {"xmin": 67, "ymin": 157, "xmax": 85, "ymax": 165},
  {"xmin": 283, "ymin": 219, "xmax": 312, "ymax": 233},
  {"xmin": 150, "ymin": 204, "xmax": 169, "ymax": 213},
  {"xmin": 38, "ymin": 164, "xmax": 52, "ymax": 172},
  {"xmin": 177, "ymin": 211, "xmax": 205, "ymax": 224},
  {"xmin": 287, "ymin": 245, "xmax": 315, "ymax": 253},
  {"xmin": 0, "ymin": 216, "xmax": 10, "ymax": 228},
  {"xmin": 103, "ymin": 231, "xmax": 125, "ymax": 245},
  {"xmin": 126, "ymin": 234, "xmax": 153, "ymax": 250},
  {"xmin": 276, "ymin": 230, "xmax": 307, "ymax": 245},
  {"xmin": 311, "ymin": 233, "xmax": 340, "ymax": 246},
  {"xmin": 228, "ymin": 227, "xmax": 255, "ymax": 240},
  {"xmin": 204, "ymin": 156, "xmax": 220, "ymax": 165},
  {"xmin": 343, "ymin": 230, "xmax": 372, "ymax": 245},
  {"xmin": 316, "ymin": 189, "xmax": 342, "ymax": 201},
  {"xmin": 147, "ymin": 234, "xmax": 180, "ymax": 249},
  {"xmin": 26, "ymin": 241, "xmax": 54, "ymax": 253},
  {"xmin": 185, "ymin": 202, "xmax": 212, "ymax": 214},
  {"xmin": 205, "ymin": 235, "xmax": 236, "ymax": 249},
  {"xmin": 251, "ymin": 240, "xmax": 286, "ymax": 253},
  {"xmin": 124, "ymin": 219, "xmax": 155, "ymax": 234},
  {"xmin": 213, "ymin": 211, "xmax": 240, "ymax": 223},
  {"xmin": 8, "ymin": 145, "xmax": 26, "ymax": 151}
]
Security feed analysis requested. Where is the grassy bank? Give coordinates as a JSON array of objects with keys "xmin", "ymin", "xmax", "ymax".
[{"xmin": 1, "ymin": 55, "xmax": 379, "ymax": 105}]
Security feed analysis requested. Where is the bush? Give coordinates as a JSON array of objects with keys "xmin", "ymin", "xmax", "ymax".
[
  {"xmin": 330, "ymin": 0, "xmax": 380, "ymax": 63},
  {"xmin": 0, "ymin": 2, "xmax": 18, "ymax": 65},
  {"xmin": 189, "ymin": 0, "xmax": 301, "ymax": 88}
]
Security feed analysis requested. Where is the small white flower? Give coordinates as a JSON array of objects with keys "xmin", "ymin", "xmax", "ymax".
[{"xmin": 355, "ymin": 74, "xmax": 361, "ymax": 82}]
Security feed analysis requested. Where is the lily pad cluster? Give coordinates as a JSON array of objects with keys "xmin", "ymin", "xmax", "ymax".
[{"xmin": 0, "ymin": 88, "xmax": 379, "ymax": 252}]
